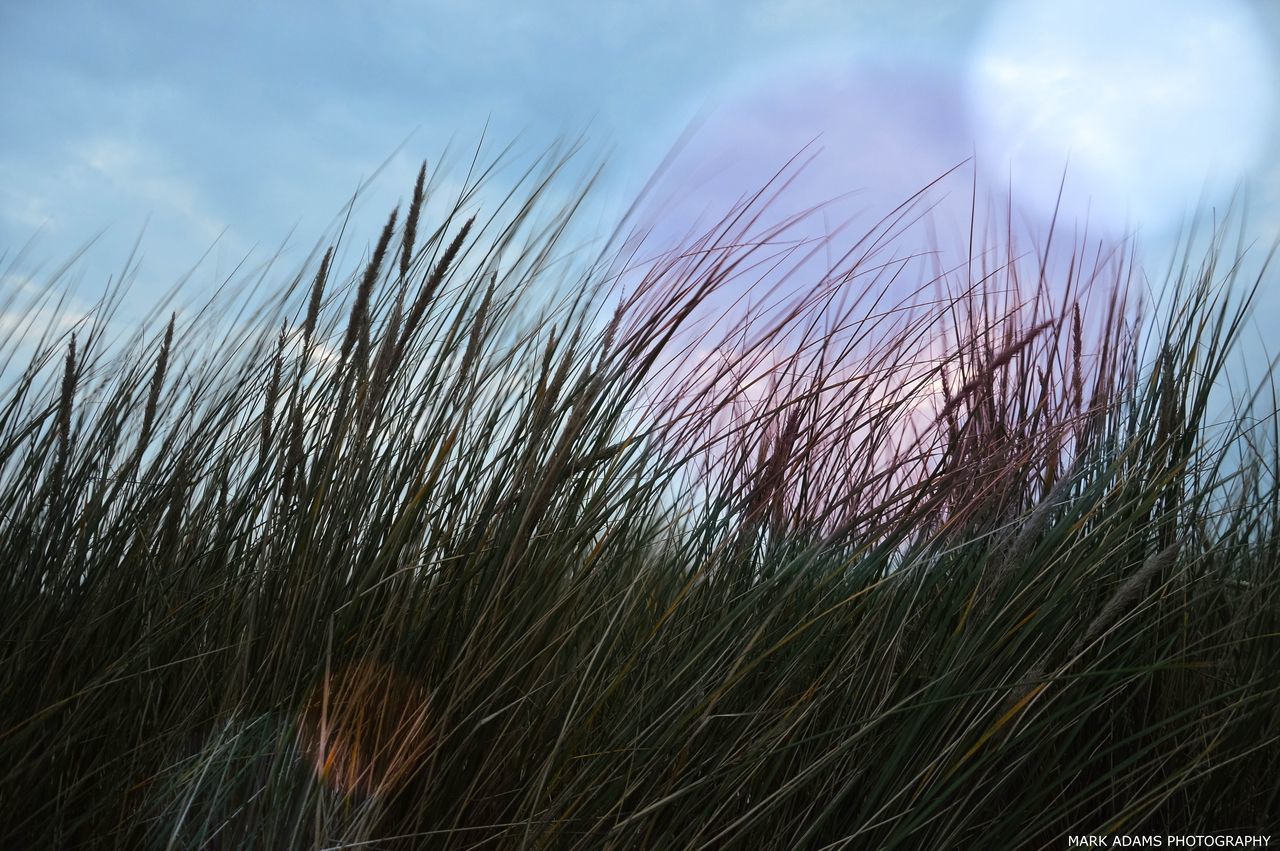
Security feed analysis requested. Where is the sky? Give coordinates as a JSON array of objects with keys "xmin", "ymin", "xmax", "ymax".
[{"xmin": 3, "ymin": 0, "xmax": 1280, "ymax": 345}]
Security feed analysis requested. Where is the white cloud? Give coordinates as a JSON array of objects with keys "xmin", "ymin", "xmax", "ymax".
[
  {"xmin": 73, "ymin": 136, "xmax": 227, "ymax": 245},
  {"xmin": 0, "ymin": 188, "xmax": 55, "ymax": 232}
]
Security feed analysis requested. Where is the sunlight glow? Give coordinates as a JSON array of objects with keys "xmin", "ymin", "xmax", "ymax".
[{"xmin": 966, "ymin": 0, "xmax": 1276, "ymax": 234}]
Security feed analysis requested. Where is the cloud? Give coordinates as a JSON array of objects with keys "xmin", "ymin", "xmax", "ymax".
[
  {"xmin": 0, "ymin": 273, "xmax": 96, "ymax": 388},
  {"xmin": 0, "ymin": 188, "xmax": 54, "ymax": 232},
  {"xmin": 73, "ymin": 136, "xmax": 227, "ymax": 246}
]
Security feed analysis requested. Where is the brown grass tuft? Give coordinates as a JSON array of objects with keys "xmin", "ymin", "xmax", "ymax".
[
  {"xmin": 401, "ymin": 161, "xmax": 428, "ymax": 282},
  {"xmin": 139, "ymin": 314, "xmax": 175, "ymax": 453},
  {"xmin": 343, "ymin": 208, "xmax": 399, "ymax": 367}
]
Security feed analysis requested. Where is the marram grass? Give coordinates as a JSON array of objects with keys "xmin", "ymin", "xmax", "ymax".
[{"xmin": 1, "ymin": 151, "xmax": 1278, "ymax": 849}]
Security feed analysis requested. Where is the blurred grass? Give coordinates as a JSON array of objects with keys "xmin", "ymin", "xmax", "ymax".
[{"xmin": 1, "ymin": 150, "xmax": 1277, "ymax": 849}]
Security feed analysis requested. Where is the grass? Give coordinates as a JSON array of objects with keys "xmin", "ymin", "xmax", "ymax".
[{"xmin": 1, "ymin": 148, "xmax": 1278, "ymax": 849}]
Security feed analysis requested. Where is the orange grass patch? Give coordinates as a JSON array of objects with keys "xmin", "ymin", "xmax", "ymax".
[{"xmin": 297, "ymin": 659, "xmax": 433, "ymax": 797}]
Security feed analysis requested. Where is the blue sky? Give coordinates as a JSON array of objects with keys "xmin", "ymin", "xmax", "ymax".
[{"xmin": 3, "ymin": 0, "xmax": 1280, "ymax": 338}]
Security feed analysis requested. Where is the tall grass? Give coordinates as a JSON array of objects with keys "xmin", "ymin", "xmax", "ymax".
[{"xmin": 1, "ymin": 149, "xmax": 1277, "ymax": 849}]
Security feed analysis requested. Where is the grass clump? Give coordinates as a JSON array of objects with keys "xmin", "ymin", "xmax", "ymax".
[{"xmin": 1, "ymin": 150, "xmax": 1278, "ymax": 849}]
